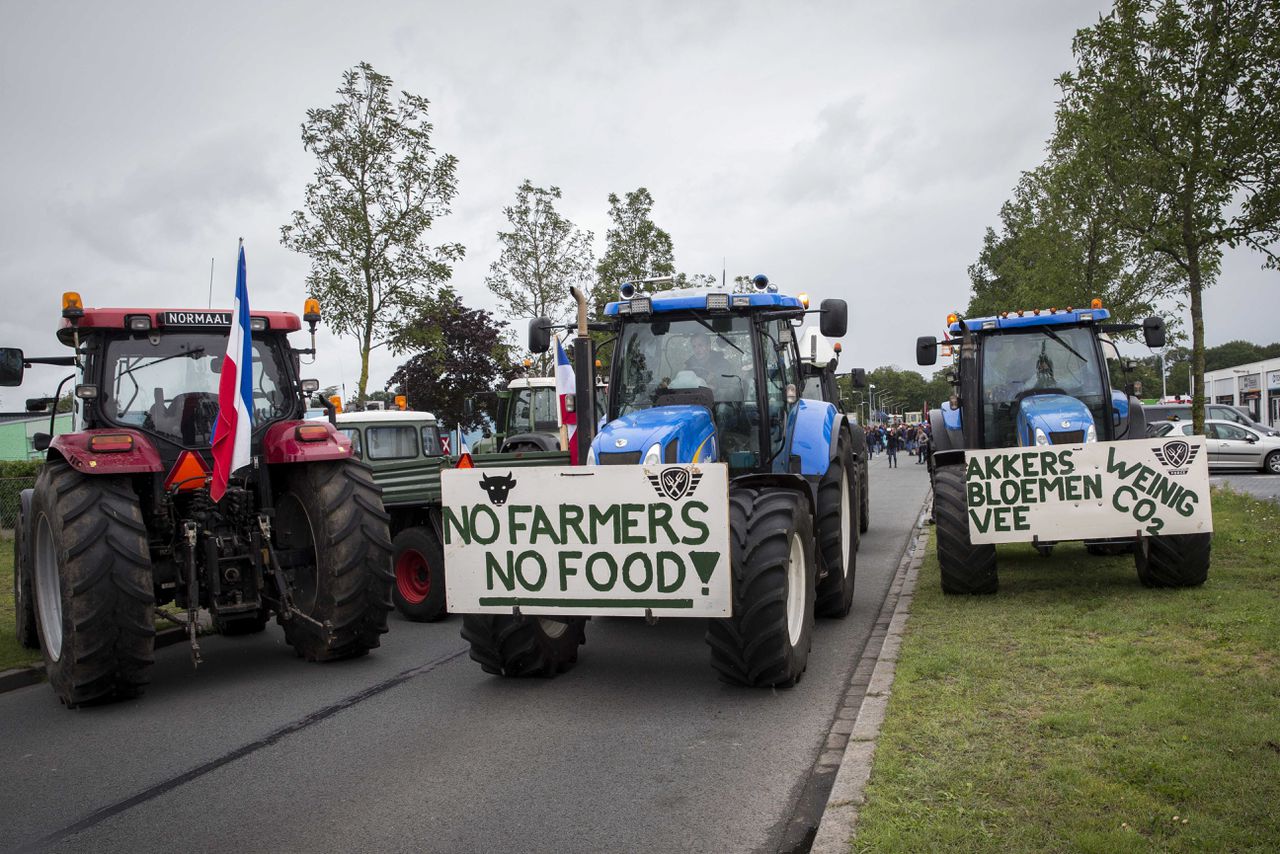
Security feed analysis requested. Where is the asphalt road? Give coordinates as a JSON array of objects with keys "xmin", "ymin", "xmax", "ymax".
[
  {"xmin": 0, "ymin": 462, "xmax": 930, "ymax": 854},
  {"xmin": 1211, "ymin": 472, "xmax": 1280, "ymax": 503}
]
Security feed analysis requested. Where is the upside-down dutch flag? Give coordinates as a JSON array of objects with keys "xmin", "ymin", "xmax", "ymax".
[
  {"xmin": 554, "ymin": 338, "xmax": 578, "ymax": 465},
  {"xmin": 210, "ymin": 242, "xmax": 254, "ymax": 502}
]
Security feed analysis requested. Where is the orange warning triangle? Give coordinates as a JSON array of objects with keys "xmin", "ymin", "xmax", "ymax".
[{"xmin": 164, "ymin": 450, "xmax": 210, "ymax": 492}]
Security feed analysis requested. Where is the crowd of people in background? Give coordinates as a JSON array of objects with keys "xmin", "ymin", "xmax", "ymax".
[{"xmin": 864, "ymin": 420, "xmax": 930, "ymax": 469}]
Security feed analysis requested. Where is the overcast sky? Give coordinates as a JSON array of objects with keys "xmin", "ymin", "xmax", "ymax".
[{"xmin": 2, "ymin": 0, "xmax": 1275, "ymax": 406}]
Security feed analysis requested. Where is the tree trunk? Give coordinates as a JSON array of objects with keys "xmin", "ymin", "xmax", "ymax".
[{"xmin": 1187, "ymin": 246, "xmax": 1206, "ymax": 434}]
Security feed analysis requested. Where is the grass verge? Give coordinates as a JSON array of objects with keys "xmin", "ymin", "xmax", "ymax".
[
  {"xmin": 0, "ymin": 535, "xmax": 43, "ymax": 672},
  {"xmin": 856, "ymin": 487, "xmax": 1280, "ymax": 852}
]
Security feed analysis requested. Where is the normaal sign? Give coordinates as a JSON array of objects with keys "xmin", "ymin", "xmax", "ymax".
[
  {"xmin": 442, "ymin": 464, "xmax": 731, "ymax": 617},
  {"xmin": 965, "ymin": 438, "xmax": 1213, "ymax": 545}
]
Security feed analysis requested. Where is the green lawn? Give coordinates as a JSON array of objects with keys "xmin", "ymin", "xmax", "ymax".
[
  {"xmin": 856, "ymin": 487, "xmax": 1280, "ymax": 853},
  {"xmin": 0, "ymin": 535, "xmax": 43, "ymax": 671}
]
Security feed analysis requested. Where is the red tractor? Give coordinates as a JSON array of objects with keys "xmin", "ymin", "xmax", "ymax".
[{"xmin": 2, "ymin": 293, "xmax": 393, "ymax": 707}]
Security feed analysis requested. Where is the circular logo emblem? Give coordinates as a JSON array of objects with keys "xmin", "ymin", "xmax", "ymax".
[
  {"xmin": 614, "ymin": 438, "xmax": 628, "ymax": 448},
  {"xmin": 1061, "ymin": 420, "xmax": 1072, "ymax": 428}
]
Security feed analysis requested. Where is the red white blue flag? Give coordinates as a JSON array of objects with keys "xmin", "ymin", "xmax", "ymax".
[
  {"xmin": 555, "ymin": 337, "xmax": 578, "ymax": 465},
  {"xmin": 210, "ymin": 241, "xmax": 254, "ymax": 502}
]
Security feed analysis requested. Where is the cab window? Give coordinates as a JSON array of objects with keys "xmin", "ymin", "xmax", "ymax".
[
  {"xmin": 340, "ymin": 427, "xmax": 363, "ymax": 459},
  {"xmin": 366, "ymin": 425, "xmax": 418, "ymax": 460},
  {"xmin": 761, "ymin": 321, "xmax": 796, "ymax": 459},
  {"xmin": 421, "ymin": 425, "xmax": 444, "ymax": 456}
]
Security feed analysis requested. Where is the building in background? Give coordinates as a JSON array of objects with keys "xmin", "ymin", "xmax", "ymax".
[
  {"xmin": 1202, "ymin": 359, "xmax": 1280, "ymax": 428},
  {"xmin": 0, "ymin": 413, "xmax": 74, "ymax": 461}
]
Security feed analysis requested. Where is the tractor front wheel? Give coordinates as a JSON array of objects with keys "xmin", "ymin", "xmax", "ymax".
[
  {"xmin": 31, "ymin": 462, "xmax": 155, "ymax": 707},
  {"xmin": 816, "ymin": 438, "xmax": 858, "ymax": 618},
  {"xmin": 274, "ymin": 460, "xmax": 394, "ymax": 661},
  {"xmin": 706, "ymin": 487, "xmax": 815, "ymax": 688},
  {"xmin": 1136, "ymin": 533, "xmax": 1210, "ymax": 588},
  {"xmin": 392, "ymin": 526, "xmax": 448, "ymax": 622},
  {"xmin": 934, "ymin": 464, "xmax": 998, "ymax": 594},
  {"xmin": 461, "ymin": 614, "xmax": 586, "ymax": 677}
]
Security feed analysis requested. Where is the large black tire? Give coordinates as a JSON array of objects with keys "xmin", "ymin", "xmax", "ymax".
[
  {"xmin": 31, "ymin": 462, "xmax": 155, "ymax": 707},
  {"xmin": 816, "ymin": 438, "xmax": 858, "ymax": 618},
  {"xmin": 706, "ymin": 488, "xmax": 816, "ymax": 688},
  {"xmin": 273, "ymin": 460, "xmax": 394, "ymax": 661},
  {"xmin": 392, "ymin": 525, "xmax": 448, "ymax": 622},
  {"xmin": 933, "ymin": 464, "xmax": 998, "ymax": 595},
  {"xmin": 461, "ymin": 614, "xmax": 586, "ymax": 677},
  {"xmin": 13, "ymin": 496, "xmax": 39, "ymax": 649},
  {"xmin": 859, "ymin": 463, "xmax": 870, "ymax": 535},
  {"xmin": 849, "ymin": 428, "xmax": 871, "ymax": 535},
  {"xmin": 1135, "ymin": 533, "xmax": 1211, "ymax": 588}
]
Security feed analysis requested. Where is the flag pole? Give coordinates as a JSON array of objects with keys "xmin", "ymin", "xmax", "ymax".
[{"xmin": 207, "ymin": 257, "xmax": 214, "ymax": 308}]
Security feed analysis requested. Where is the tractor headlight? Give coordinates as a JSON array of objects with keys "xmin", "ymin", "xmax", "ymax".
[
  {"xmin": 1086, "ymin": 424, "xmax": 1097, "ymax": 443},
  {"xmin": 1034, "ymin": 427, "xmax": 1050, "ymax": 446},
  {"xmin": 643, "ymin": 443, "xmax": 662, "ymax": 465},
  {"xmin": 587, "ymin": 445, "xmax": 598, "ymax": 465}
]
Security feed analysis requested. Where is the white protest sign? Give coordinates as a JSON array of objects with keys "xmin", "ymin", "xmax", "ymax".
[
  {"xmin": 964, "ymin": 438, "xmax": 1212, "ymax": 544},
  {"xmin": 442, "ymin": 463, "xmax": 731, "ymax": 617}
]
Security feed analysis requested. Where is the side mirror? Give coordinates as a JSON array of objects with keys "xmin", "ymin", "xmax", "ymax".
[
  {"xmin": 850, "ymin": 368, "xmax": 867, "ymax": 389},
  {"xmin": 819, "ymin": 299, "xmax": 847, "ymax": 338},
  {"xmin": 26, "ymin": 397, "xmax": 53, "ymax": 413},
  {"xmin": 0, "ymin": 347, "xmax": 25, "ymax": 386},
  {"xmin": 528, "ymin": 317, "xmax": 552, "ymax": 354},
  {"xmin": 33, "ymin": 432, "xmax": 51, "ymax": 452},
  {"xmin": 1142, "ymin": 316, "xmax": 1166, "ymax": 349},
  {"xmin": 916, "ymin": 336, "xmax": 938, "ymax": 366}
]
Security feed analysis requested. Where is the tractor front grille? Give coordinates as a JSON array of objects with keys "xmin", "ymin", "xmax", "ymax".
[
  {"xmin": 1050, "ymin": 430, "xmax": 1085, "ymax": 445},
  {"xmin": 598, "ymin": 451, "xmax": 642, "ymax": 465}
]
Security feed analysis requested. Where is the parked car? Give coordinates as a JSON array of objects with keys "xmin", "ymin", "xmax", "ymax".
[
  {"xmin": 1149, "ymin": 418, "xmax": 1280, "ymax": 474},
  {"xmin": 1143, "ymin": 403, "xmax": 1278, "ymax": 437}
]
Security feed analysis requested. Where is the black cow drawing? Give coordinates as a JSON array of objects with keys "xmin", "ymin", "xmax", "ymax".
[{"xmin": 479, "ymin": 472, "xmax": 517, "ymax": 505}]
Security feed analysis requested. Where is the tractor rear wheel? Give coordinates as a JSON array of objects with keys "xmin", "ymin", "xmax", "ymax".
[
  {"xmin": 1135, "ymin": 533, "xmax": 1210, "ymax": 588},
  {"xmin": 274, "ymin": 460, "xmax": 394, "ymax": 661},
  {"xmin": 461, "ymin": 614, "xmax": 586, "ymax": 677},
  {"xmin": 706, "ymin": 487, "xmax": 815, "ymax": 688},
  {"xmin": 31, "ymin": 462, "xmax": 155, "ymax": 707},
  {"xmin": 934, "ymin": 464, "xmax": 998, "ymax": 594},
  {"xmin": 13, "ymin": 496, "xmax": 39, "ymax": 649},
  {"xmin": 392, "ymin": 525, "xmax": 448, "ymax": 622},
  {"xmin": 816, "ymin": 438, "xmax": 858, "ymax": 618}
]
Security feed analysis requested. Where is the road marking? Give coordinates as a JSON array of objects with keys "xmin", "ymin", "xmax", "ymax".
[{"xmin": 30, "ymin": 647, "xmax": 470, "ymax": 849}]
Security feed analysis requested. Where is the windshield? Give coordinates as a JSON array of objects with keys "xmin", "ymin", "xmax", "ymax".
[
  {"xmin": 980, "ymin": 326, "xmax": 1107, "ymax": 447},
  {"xmin": 102, "ymin": 332, "xmax": 292, "ymax": 447},
  {"xmin": 612, "ymin": 315, "xmax": 761, "ymax": 464}
]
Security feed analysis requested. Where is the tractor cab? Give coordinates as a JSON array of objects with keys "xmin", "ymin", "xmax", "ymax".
[
  {"xmin": 587, "ymin": 278, "xmax": 847, "ymax": 474},
  {"xmin": 917, "ymin": 302, "xmax": 1165, "ymax": 452}
]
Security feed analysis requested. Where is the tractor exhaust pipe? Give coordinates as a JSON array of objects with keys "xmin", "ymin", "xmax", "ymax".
[{"xmin": 569, "ymin": 286, "xmax": 596, "ymax": 465}]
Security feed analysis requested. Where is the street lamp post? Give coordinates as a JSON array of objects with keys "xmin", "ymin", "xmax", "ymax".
[{"xmin": 1158, "ymin": 349, "xmax": 1168, "ymax": 401}]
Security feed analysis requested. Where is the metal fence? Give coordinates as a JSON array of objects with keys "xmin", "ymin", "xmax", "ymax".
[{"xmin": 0, "ymin": 476, "xmax": 36, "ymax": 534}]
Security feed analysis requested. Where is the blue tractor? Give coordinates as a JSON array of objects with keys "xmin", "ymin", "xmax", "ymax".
[
  {"xmin": 916, "ymin": 302, "xmax": 1211, "ymax": 593},
  {"xmin": 479, "ymin": 275, "xmax": 861, "ymax": 688}
]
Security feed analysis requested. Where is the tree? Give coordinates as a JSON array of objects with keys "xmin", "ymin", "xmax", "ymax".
[
  {"xmin": 592, "ymin": 188, "xmax": 675, "ymax": 315},
  {"xmin": 968, "ymin": 156, "xmax": 1178, "ymax": 324},
  {"xmin": 485, "ymin": 180, "xmax": 595, "ymax": 366},
  {"xmin": 1055, "ymin": 0, "xmax": 1280, "ymax": 430},
  {"xmin": 281, "ymin": 62, "xmax": 463, "ymax": 404},
  {"xmin": 387, "ymin": 290, "xmax": 514, "ymax": 431}
]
